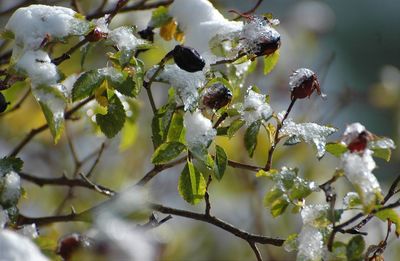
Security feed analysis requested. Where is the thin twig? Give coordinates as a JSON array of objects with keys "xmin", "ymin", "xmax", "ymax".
[
  {"xmin": 79, "ymin": 173, "xmax": 115, "ymax": 197},
  {"xmin": 264, "ymin": 98, "xmax": 297, "ymax": 171},
  {"xmin": 248, "ymin": 241, "xmax": 263, "ymax": 261},
  {"xmin": 85, "ymin": 143, "xmax": 106, "ymax": 178},
  {"xmin": 205, "ymin": 175, "xmax": 212, "ymax": 216}
]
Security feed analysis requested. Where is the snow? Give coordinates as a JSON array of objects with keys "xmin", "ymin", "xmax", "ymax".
[
  {"xmin": 184, "ymin": 110, "xmax": 216, "ymax": 148},
  {"xmin": 0, "ymin": 171, "xmax": 21, "ymax": 206},
  {"xmin": 341, "ymin": 122, "xmax": 366, "ymax": 145},
  {"xmin": 289, "ymin": 68, "xmax": 315, "ymax": 90},
  {"xmin": 19, "ymin": 224, "xmax": 39, "ymax": 239},
  {"xmin": 297, "ymin": 225, "xmax": 324, "ymax": 261},
  {"xmin": 0, "ymin": 229, "xmax": 49, "ymax": 261},
  {"xmin": 280, "ymin": 119, "xmax": 336, "ymax": 158},
  {"xmin": 108, "ymin": 26, "xmax": 148, "ymax": 51},
  {"xmin": 301, "ymin": 204, "xmax": 329, "ymax": 225},
  {"xmin": 0, "ymin": 207, "xmax": 8, "ymax": 228},
  {"xmin": 341, "ymin": 149, "xmax": 382, "ymax": 208},
  {"xmin": 5, "ymin": 5, "xmax": 84, "ymax": 52},
  {"xmin": 240, "ymin": 16, "xmax": 280, "ymax": 54},
  {"xmin": 15, "ymin": 50, "xmax": 59, "ymax": 87},
  {"xmin": 242, "ymin": 88, "xmax": 272, "ymax": 126},
  {"xmin": 94, "ymin": 16, "xmax": 110, "ymax": 34},
  {"xmin": 150, "ymin": 64, "xmax": 206, "ymax": 111},
  {"xmin": 273, "ymin": 167, "xmax": 318, "ymax": 194},
  {"xmin": 169, "ymin": 0, "xmax": 243, "ymax": 64},
  {"xmin": 32, "ymin": 85, "xmax": 66, "ymax": 120}
]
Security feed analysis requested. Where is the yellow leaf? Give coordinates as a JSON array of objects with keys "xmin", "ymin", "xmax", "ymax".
[{"xmin": 160, "ymin": 19, "xmax": 177, "ymax": 41}]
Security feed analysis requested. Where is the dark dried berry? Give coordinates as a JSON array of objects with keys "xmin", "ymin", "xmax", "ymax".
[
  {"xmin": 57, "ymin": 233, "xmax": 91, "ymax": 260},
  {"xmin": 254, "ymin": 35, "xmax": 281, "ymax": 56},
  {"xmin": 289, "ymin": 68, "xmax": 321, "ymax": 100},
  {"xmin": 0, "ymin": 92, "xmax": 9, "ymax": 113},
  {"xmin": 86, "ymin": 28, "xmax": 108, "ymax": 42},
  {"xmin": 138, "ymin": 26, "xmax": 155, "ymax": 42},
  {"xmin": 172, "ymin": 45, "xmax": 205, "ymax": 73},
  {"xmin": 348, "ymin": 131, "xmax": 372, "ymax": 153},
  {"xmin": 203, "ymin": 83, "xmax": 232, "ymax": 110}
]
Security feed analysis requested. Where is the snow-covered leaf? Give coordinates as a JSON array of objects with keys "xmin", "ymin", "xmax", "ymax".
[
  {"xmin": 242, "ymin": 89, "xmax": 272, "ymax": 126},
  {"xmin": 33, "ymin": 85, "xmax": 67, "ymax": 143},
  {"xmin": 151, "ymin": 142, "xmax": 186, "ymax": 164},
  {"xmin": 108, "ymin": 26, "xmax": 151, "ymax": 51},
  {"xmin": 96, "ymin": 95, "xmax": 126, "ymax": 138},
  {"xmin": 184, "ymin": 111, "xmax": 216, "ymax": 149},
  {"xmin": 369, "ymin": 137, "xmax": 395, "ymax": 161},
  {"xmin": 280, "ymin": 120, "xmax": 336, "ymax": 158},
  {"xmin": 178, "ymin": 161, "xmax": 206, "ymax": 205},
  {"xmin": 343, "ymin": 192, "xmax": 362, "ymax": 209},
  {"xmin": 0, "ymin": 171, "xmax": 21, "ymax": 208}
]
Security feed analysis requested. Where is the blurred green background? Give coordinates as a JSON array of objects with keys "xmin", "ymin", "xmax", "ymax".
[{"xmin": 1, "ymin": 0, "xmax": 399, "ymax": 260}]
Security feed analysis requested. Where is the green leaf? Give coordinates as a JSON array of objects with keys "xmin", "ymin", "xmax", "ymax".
[
  {"xmin": 256, "ymin": 169, "xmax": 278, "ymax": 178},
  {"xmin": 270, "ymin": 197, "xmax": 289, "ymax": 217},
  {"xmin": 151, "ymin": 101, "xmax": 176, "ymax": 148},
  {"xmin": 228, "ymin": 119, "xmax": 245, "ymax": 138},
  {"xmin": 283, "ymin": 233, "xmax": 298, "ymax": 252},
  {"xmin": 107, "ymin": 70, "xmax": 138, "ymax": 97},
  {"xmin": 372, "ymin": 148, "xmax": 391, "ymax": 162},
  {"xmin": 375, "ymin": 208, "xmax": 400, "ymax": 236},
  {"xmin": 96, "ymin": 94, "xmax": 126, "ymax": 138},
  {"xmin": 72, "ymin": 69, "xmax": 105, "ymax": 101},
  {"xmin": 214, "ymin": 145, "xmax": 227, "ymax": 181},
  {"xmin": 263, "ymin": 50, "xmax": 280, "ymax": 75},
  {"xmin": 167, "ymin": 112, "xmax": 185, "ymax": 142},
  {"xmin": 264, "ymin": 187, "xmax": 290, "ymax": 217},
  {"xmin": 178, "ymin": 161, "xmax": 206, "ymax": 205},
  {"xmin": 332, "ymin": 241, "xmax": 347, "ymax": 260},
  {"xmin": 151, "ymin": 141, "xmax": 186, "ymax": 164},
  {"xmin": 216, "ymin": 127, "xmax": 228, "ymax": 136},
  {"xmin": 33, "ymin": 85, "xmax": 67, "ymax": 143},
  {"xmin": 326, "ymin": 142, "xmax": 348, "ymax": 157},
  {"xmin": 346, "ymin": 235, "xmax": 365, "ymax": 261},
  {"xmin": 244, "ymin": 120, "xmax": 261, "ymax": 158},
  {"xmin": 150, "ymin": 6, "xmax": 172, "ymax": 28},
  {"xmin": 190, "ymin": 145, "xmax": 214, "ymax": 169},
  {"xmin": 0, "ymin": 157, "xmax": 23, "ymax": 176}
]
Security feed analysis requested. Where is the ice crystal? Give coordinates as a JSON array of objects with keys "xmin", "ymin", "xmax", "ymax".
[
  {"xmin": 184, "ymin": 110, "xmax": 216, "ymax": 149},
  {"xmin": 280, "ymin": 119, "xmax": 336, "ymax": 158},
  {"xmin": 242, "ymin": 89, "xmax": 272, "ymax": 126}
]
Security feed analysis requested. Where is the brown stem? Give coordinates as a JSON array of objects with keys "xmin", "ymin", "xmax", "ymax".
[{"xmin": 264, "ymin": 98, "xmax": 297, "ymax": 170}]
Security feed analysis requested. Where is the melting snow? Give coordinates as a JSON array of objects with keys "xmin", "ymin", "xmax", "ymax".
[
  {"xmin": 289, "ymin": 68, "xmax": 315, "ymax": 90},
  {"xmin": 108, "ymin": 26, "xmax": 148, "ymax": 51},
  {"xmin": 341, "ymin": 149, "xmax": 382, "ymax": 208},
  {"xmin": 297, "ymin": 225, "xmax": 324, "ymax": 261},
  {"xmin": 0, "ymin": 171, "xmax": 21, "ymax": 206}
]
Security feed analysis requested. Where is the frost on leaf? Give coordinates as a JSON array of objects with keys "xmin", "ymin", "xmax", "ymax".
[
  {"xmin": 280, "ymin": 118, "xmax": 336, "ymax": 158},
  {"xmin": 108, "ymin": 26, "xmax": 149, "ymax": 51},
  {"xmin": 184, "ymin": 110, "xmax": 216, "ymax": 150},
  {"xmin": 241, "ymin": 88, "xmax": 272, "ymax": 126},
  {"xmin": 148, "ymin": 64, "xmax": 206, "ymax": 111},
  {"xmin": 341, "ymin": 149, "xmax": 382, "ymax": 212},
  {"xmin": 5, "ymin": 4, "xmax": 89, "ymax": 55},
  {"xmin": 0, "ymin": 230, "xmax": 49, "ymax": 261}
]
